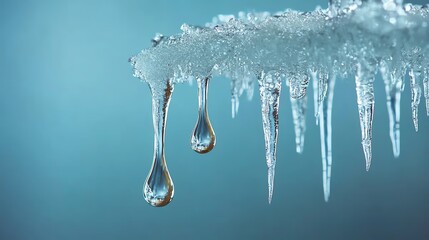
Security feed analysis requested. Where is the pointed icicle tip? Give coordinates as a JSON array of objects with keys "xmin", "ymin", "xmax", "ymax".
[
  {"xmin": 392, "ymin": 130, "xmax": 400, "ymax": 158},
  {"xmin": 324, "ymin": 192, "xmax": 330, "ymax": 202},
  {"xmin": 363, "ymin": 140, "xmax": 372, "ymax": 171},
  {"xmin": 268, "ymin": 166, "xmax": 275, "ymax": 204}
]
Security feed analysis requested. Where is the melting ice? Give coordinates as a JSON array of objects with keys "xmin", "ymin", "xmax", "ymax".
[{"xmin": 130, "ymin": 0, "xmax": 429, "ymax": 207}]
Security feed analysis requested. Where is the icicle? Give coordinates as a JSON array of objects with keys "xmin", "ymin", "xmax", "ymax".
[
  {"xmin": 316, "ymin": 69, "xmax": 328, "ymax": 119},
  {"xmin": 380, "ymin": 62, "xmax": 404, "ymax": 158},
  {"xmin": 319, "ymin": 75, "xmax": 336, "ymax": 202},
  {"xmin": 289, "ymin": 73, "xmax": 309, "ymax": 99},
  {"xmin": 231, "ymin": 79, "xmax": 240, "ymax": 118},
  {"xmin": 408, "ymin": 69, "xmax": 422, "ymax": 132},
  {"xmin": 310, "ymin": 70, "xmax": 320, "ymax": 125},
  {"xmin": 258, "ymin": 71, "xmax": 282, "ymax": 204},
  {"xmin": 143, "ymin": 81, "xmax": 175, "ymax": 207},
  {"xmin": 191, "ymin": 76, "xmax": 216, "ymax": 153},
  {"xmin": 355, "ymin": 63, "xmax": 376, "ymax": 171},
  {"xmin": 290, "ymin": 95, "xmax": 307, "ymax": 154},
  {"xmin": 246, "ymin": 78, "xmax": 255, "ymax": 101},
  {"xmin": 424, "ymin": 68, "xmax": 429, "ymax": 116}
]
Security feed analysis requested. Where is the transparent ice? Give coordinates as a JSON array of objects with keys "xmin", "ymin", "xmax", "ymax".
[{"xmin": 129, "ymin": 0, "xmax": 429, "ymax": 207}]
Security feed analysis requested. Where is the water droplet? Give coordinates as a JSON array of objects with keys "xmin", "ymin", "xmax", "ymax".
[
  {"xmin": 191, "ymin": 76, "xmax": 216, "ymax": 154},
  {"xmin": 144, "ymin": 82, "xmax": 175, "ymax": 207}
]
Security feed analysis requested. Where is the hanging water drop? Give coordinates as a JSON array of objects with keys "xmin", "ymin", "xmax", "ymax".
[
  {"xmin": 408, "ymin": 68, "xmax": 422, "ymax": 132},
  {"xmin": 319, "ymin": 75, "xmax": 336, "ymax": 202},
  {"xmin": 355, "ymin": 63, "xmax": 376, "ymax": 171},
  {"xmin": 290, "ymin": 95, "xmax": 307, "ymax": 154},
  {"xmin": 143, "ymin": 82, "xmax": 175, "ymax": 207},
  {"xmin": 258, "ymin": 71, "xmax": 282, "ymax": 204},
  {"xmin": 191, "ymin": 76, "xmax": 216, "ymax": 154}
]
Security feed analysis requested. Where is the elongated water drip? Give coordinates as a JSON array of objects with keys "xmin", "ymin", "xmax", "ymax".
[
  {"xmin": 380, "ymin": 62, "xmax": 404, "ymax": 158},
  {"xmin": 258, "ymin": 71, "xmax": 282, "ymax": 204},
  {"xmin": 424, "ymin": 68, "xmax": 429, "ymax": 116},
  {"xmin": 191, "ymin": 76, "xmax": 216, "ymax": 153},
  {"xmin": 409, "ymin": 69, "xmax": 422, "ymax": 132},
  {"xmin": 319, "ymin": 75, "xmax": 336, "ymax": 202},
  {"xmin": 290, "ymin": 95, "xmax": 307, "ymax": 154},
  {"xmin": 355, "ymin": 63, "xmax": 376, "ymax": 171},
  {"xmin": 143, "ymin": 82, "xmax": 175, "ymax": 207}
]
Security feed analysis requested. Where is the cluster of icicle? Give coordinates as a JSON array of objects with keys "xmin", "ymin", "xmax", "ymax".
[{"xmin": 129, "ymin": 0, "xmax": 429, "ymax": 207}]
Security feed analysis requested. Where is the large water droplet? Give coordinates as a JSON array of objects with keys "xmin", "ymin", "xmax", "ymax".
[
  {"xmin": 191, "ymin": 76, "xmax": 216, "ymax": 154},
  {"xmin": 144, "ymin": 82, "xmax": 175, "ymax": 207}
]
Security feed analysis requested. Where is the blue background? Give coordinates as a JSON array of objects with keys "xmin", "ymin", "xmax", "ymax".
[{"xmin": 1, "ymin": 0, "xmax": 429, "ymax": 239}]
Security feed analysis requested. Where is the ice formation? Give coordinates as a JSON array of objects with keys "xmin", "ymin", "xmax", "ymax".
[{"xmin": 129, "ymin": 0, "xmax": 429, "ymax": 207}]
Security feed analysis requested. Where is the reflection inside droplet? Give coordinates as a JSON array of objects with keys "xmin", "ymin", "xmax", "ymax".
[{"xmin": 191, "ymin": 76, "xmax": 216, "ymax": 154}]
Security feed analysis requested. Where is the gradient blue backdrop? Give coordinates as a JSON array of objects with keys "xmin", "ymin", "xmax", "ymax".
[{"xmin": 1, "ymin": 0, "xmax": 429, "ymax": 239}]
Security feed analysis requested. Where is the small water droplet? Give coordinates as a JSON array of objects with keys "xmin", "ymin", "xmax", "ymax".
[{"xmin": 191, "ymin": 76, "xmax": 216, "ymax": 154}]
